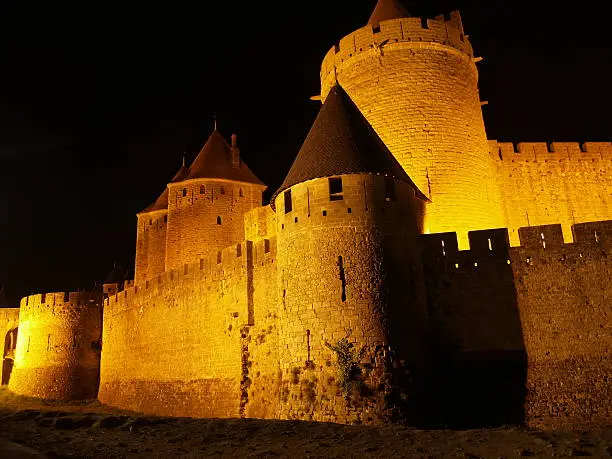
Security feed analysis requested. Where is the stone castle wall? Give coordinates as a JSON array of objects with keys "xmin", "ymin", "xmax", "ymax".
[
  {"xmin": 489, "ymin": 141, "xmax": 612, "ymax": 246},
  {"xmin": 8, "ymin": 292, "xmax": 103, "ymax": 400},
  {"xmin": 1, "ymin": 308, "xmax": 20, "ymax": 385},
  {"xmin": 99, "ymin": 239, "xmax": 275, "ymax": 418},
  {"xmin": 320, "ymin": 12, "xmax": 505, "ymax": 247},
  {"xmin": 421, "ymin": 221, "xmax": 611, "ymax": 429},
  {"xmin": 165, "ymin": 179, "xmax": 264, "ymax": 272}
]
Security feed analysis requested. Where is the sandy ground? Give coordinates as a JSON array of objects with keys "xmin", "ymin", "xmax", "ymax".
[{"xmin": 0, "ymin": 388, "xmax": 610, "ymax": 458}]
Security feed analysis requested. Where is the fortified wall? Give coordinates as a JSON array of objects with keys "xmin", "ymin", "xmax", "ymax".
[
  {"xmin": 489, "ymin": 141, "xmax": 612, "ymax": 246},
  {"xmin": 9, "ymin": 292, "xmax": 103, "ymax": 400},
  {"xmin": 100, "ymin": 213, "xmax": 611, "ymax": 429},
  {"xmin": 421, "ymin": 220, "xmax": 611, "ymax": 429}
]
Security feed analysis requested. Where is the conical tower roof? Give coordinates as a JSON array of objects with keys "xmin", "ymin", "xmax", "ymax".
[
  {"xmin": 185, "ymin": 130, "xmax": 264, "ymax": 185},
  {"xmin": 272, "ymin": 85, "xmax": 422, "ymax": 206},
  {"xmin": 368, "ymin": 0, "xmax": 411, "ymax": 27},
  {"xmin": 138, "ymin": 163, "xmax": 188, "ymax": 215}
]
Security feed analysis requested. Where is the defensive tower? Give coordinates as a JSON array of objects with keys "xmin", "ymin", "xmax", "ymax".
[
  {"xmin": 9, "ymin": 292, "xmax": 103, "ymax": 400},
  {"xmin": 165, "ymin": 130, "xmax": 266, "ymax": 271},
  {"xmin": 273, "ymin": 86, "xmax": 428, "ymax": 422},
  {"xmin": 320, "ymin": 1, "xmax": 504, "ymax": 247}
]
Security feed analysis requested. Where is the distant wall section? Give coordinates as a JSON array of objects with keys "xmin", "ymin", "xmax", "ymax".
[
  {"xmin": 490, "ymin": 141, "xmax": 612, "ymax": 246},
  {"xmin": 9, "ymin": 293, "xmax": 103, "ymax": 400}
]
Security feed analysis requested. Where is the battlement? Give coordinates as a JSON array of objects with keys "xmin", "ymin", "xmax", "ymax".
[
  {"xmin": 321, "ymin": 11, "xmax": 473, "ymax": 87},
  {"xmin": 20, "ymin": 291, "xmax": 103, "ymax": 310},
  {"xmin": 107, "ymin": 237, "xmax": 276, "ymax": 309},
  {"xmin": 420, "ymin": 221, "xmax": 611, "ymax": 270},
  {"xmin": 489, "ymin": 140, "xmax": 612, "ymax": 162}
]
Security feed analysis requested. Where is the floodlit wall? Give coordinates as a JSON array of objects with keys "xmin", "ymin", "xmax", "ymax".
[
  {"xmin": 165, "ymin": 180, "xmax": 264, "ymax": 271},
  {"xmin": 9, "ymin": 293, "xmax": 103, "ymax": 400},
  {"xmin": 135, "ymin": 209, "xmax": 168, "ymax": 285},
  {"xmin": 100, "ymin": 241, "xmax": 255, "ymax": 418},
  {"xmin": 490, "ymin": 141, "xmax": 612, "ymax": 246}
]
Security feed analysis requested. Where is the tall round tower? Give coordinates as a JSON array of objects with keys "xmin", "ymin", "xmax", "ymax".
[
  {"xmin": 165, "ymin": 130, "xmax": 266, "ymax": 271},
  {"xmin": 273, "ymin": 86, "xmax": 429, "ymax": 424},
  {"xmin": 320, "ymin": 1, "xmax": 503, "ymax": 247}
]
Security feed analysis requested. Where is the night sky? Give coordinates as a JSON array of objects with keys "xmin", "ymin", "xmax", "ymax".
[{"xmin": 0, "ymin": 0, "xmax": 610, "ymax": 303}]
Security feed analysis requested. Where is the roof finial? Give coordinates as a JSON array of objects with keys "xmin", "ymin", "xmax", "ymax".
[
  {"xmin": 182, "ymin": 152, "xmax": 186, "ymax": 168},
  {"xmin": 213, "ymin": 112, "xmax": 218, "ymax": 131}
]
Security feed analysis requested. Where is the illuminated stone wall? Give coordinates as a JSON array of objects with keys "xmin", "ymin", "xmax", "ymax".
[
  {"xmin": 8, "ymin": 293, "xmax": 103, "ymax": 400},
  {"xmin": 320, "ymin": 12, "xmax": 505, "ymax": 247},
  {"xmin": 1, "ymin": 308, "xmax": 20, "ymax": 385},
  {"xmin": 421, "ymin": 221, "xmax": 611, "ymax": 429},
  {"xmin": 165, "ymin": 179, "xmax": 264, "ymax": 272},
  {"xmin": 274, "ymin": 174, "xmax": 428, "ymax": 424},
  {"xmin": 135, "ymin": 209, "xmax": 168, "ymax": 285},
  {"xmin": 490, "ymin": 141, "xmax": 612, "ymax": 246},
  {"xmin": 100, "ymin": 241, "xmax": 255, "ymax": 418}
]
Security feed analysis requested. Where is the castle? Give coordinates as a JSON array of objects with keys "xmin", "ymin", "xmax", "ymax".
[{"xmin": 1, "ymin": 1, "xmax": 610, "ymax": 429}]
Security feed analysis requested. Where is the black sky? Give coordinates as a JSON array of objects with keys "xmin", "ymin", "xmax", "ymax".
[{"xmin": 0, "ymin": 0, "xmax": 610, "ymax": 303}]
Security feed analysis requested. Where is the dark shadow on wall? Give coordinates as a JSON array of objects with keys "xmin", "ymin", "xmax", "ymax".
[
  {"xmin": 419, "ymin": 229, "xmax": 527, "ymax": 428},
  {"xmin": 2, "ymin": 328, "xmax": 18, "ymax": 385}
]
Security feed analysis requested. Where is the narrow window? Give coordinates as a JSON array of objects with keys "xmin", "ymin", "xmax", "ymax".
[
  {"xmin": 164, "ymin": 215, "xmax": 168, "ymax": 223},
  {"xmin": 182, "ymin": 188, "xmax": 187, "ymax": 197},
  {"xmin": 373, "ymin": 25, "xmax": 381, "ymax": 33},
  {"xmin": 284, "ymin": 190, "xmax": 292, "ymax": 214},
  {"xmin": 329, "ymin": 177, "xmax": 343, "ymax": 201},
  {"xmin": 347, "ymin": 208, "xmax": 352, "ymax": 214},
  {"xmin": 41, "ymin": 293, "xmax": 46, "ymax": 304},
  {"xmin": 488, "ymin": 238, "xmax": 493, "ymax": 251},
  {"xmin": 200, "ymin": 184, "xmax": 206, "ymax": 194},
  {"xmin": 264, "ymin": 239, "xmax": 270, "ymax": 253},
  {"xmin": 73, "ymin": 335, "xmax": 78, "ymax": 349},
  {"xmin": 217, "ymin": 216, "xmax": 222, "ymax": 225},
  {"xmin": 217, "ymin": 252, "xmax": 222, "ymax": 264},
  {"xmin": 337, "ymin": 256, "xmax": 347, "ymax": 302},
  {"xmin": 47, "ymin": 334, "xmax": 51, "ymax": 351},
  {"xmin": 294, "ymin": 217, "xmax": 298, "ymax": 223},
  {"xmin": 322, "ymin": 210, "xmax": 327, "ymax": 217},
  {"xmin": 220, "ymin": 186, "xmax": 225, "ymax": 195},
  {"xmin": 239, "ymin": 188, "xmax": 244, "ymax": 197},
  {"xmin": 385, "ymin": 178, "xmax": 396, "ymax": 202},
  {"xmin": 27, "ymin": 336, "xmax": 30, "ymax": 352},
  {"xmin": 237, "ymin": 244, "xmax": 242, "ymax": 257}
]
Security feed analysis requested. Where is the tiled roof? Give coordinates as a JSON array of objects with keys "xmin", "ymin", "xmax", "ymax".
[{"xmin": 272, "ymin": 85, "xmax": 422, "ymax": 205}]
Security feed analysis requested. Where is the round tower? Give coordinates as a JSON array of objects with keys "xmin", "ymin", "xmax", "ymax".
[
  {"xmin": 165, "ymin": 130, "xmax": 266, "ymax": 271},
  {"xmin": 273, "ymin": 86, "xmax": 429, "ymax": 424},
  {"xmin": 320, "ymin": 2, "xmax": 504, "ymax": 247},
  {"xmin": 9, "ymin": 292, "xmax": 103, "ymax": 400},
  {"xmin": 135, "ymin": 163, "xmax": 187, "ymax": 284}
]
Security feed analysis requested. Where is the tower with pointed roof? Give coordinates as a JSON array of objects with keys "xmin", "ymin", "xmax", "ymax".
[
  {"xmin": 319, "ymin": 1, "xmax": 505, "ymax": 248},
  {"xmin": 164, "ymin": 130, "xmax": 266, "ymax": 271},
  {"xmin": 273, "ymin": 86, "xmax": 429, "ymax": 422}
]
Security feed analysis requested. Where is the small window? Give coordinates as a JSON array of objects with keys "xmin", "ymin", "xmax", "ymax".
[
  {"xmin": 322, "ymin": 210, "xmax": 327, "ymax": 217},
  {"xmin": 385, "ymin": 178, "xmax": 396, "ymax": 202},
  {"xmin": 220, "ymin": 186, "xmax": 225, "ymax": 195},
  {"xmin": 264, "ymin": 239, "xmax": 270, "ymax": 253},
  {"xmin": 182, "ymin": 188, "xmax": 187, "ymax": 197},
  {"xmin": 217, "ymin": 216, "xmax": 222, "ymax": 225},
  {"xmin": 164, "ymin": 215, "xmax": 168, "ymax": 223},
  {"xmin": 329, "ymin": 177, "xmax": 343, "ymax": 201},
  {"xmin": 200, "ymin": 185, "xmax": 206, "ymax": 194},
  {"xmin": 239, "ymin": 188, "xmax": 244, "ymax": 197},
  {"xmin": 284, "ymin": 190, "xmax": 293, "ymax": 214}
]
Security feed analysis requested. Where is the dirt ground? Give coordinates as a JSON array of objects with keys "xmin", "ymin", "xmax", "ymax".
[{"xmin": 0, "ymin": 388, "xmax": 610, "ymax": 458}]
